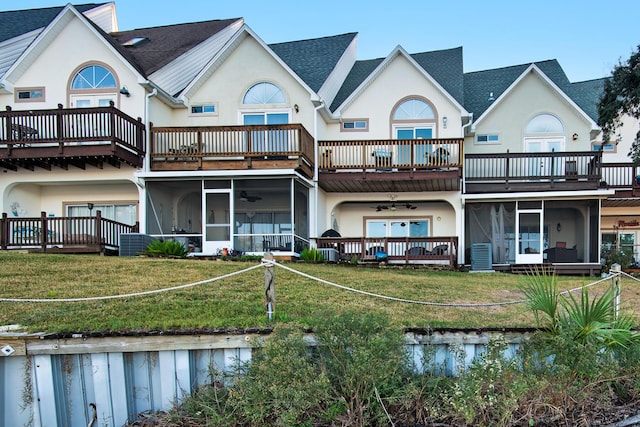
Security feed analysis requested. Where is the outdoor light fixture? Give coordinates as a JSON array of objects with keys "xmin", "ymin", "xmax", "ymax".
[
  {"xmin": 294, "ymin": 104, "xmax": 299, "ymax": 113},
  {"xmin": 442, "ymin": 116, "xmax": 448, "ymax": 128},
  {"xmin": 87, "ymin": 203, "xmax": 94, "ymax": 216},
  {"xmin": 557, "ymin": 222, "xmax": 562, "ymax": 232},
  {"xmin": 119, "ymin": 86, "xmax": 130, "ymax": 97}
]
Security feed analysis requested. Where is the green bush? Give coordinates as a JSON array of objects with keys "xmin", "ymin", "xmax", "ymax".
[
  {"xmin": 144, "ymin": 239, "xmax": 189, "ymax": 258},
  {"xmin": 601, "ymin": 247, "xmax": 635, "ymax": 271},
  {"xmin": 300, "ymin": 247, "xmax": 324, "ymax": 261}
]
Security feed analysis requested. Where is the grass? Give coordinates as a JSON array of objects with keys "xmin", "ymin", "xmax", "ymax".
[{"xmin": 0, "ymin": 253, "xmax": 633, "ymax": 334}]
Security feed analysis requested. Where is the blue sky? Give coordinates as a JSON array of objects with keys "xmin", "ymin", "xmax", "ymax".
[{"xmin": 13, "ymin": 0, "xmax": 640, "ymax": 82}]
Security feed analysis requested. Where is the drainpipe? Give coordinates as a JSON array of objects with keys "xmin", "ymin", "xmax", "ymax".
[
  {"xmin": 459, "ymin": 113, "xmax": 473, "ymax": 266},
  {"xmin": 311, "ymin": 101, "xmax": 325, "ymax": 243},
  {"xmin": 144, "ymin": 88, "xmax": 158, "ymax": 173},
  {"xmin": 139, "ymin": 88, "xmax": 158, "ymax": 235}
]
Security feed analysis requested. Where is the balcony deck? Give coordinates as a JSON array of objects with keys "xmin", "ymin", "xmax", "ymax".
[
  {"xmin": 316, "ymin": 236, "xmax": 458, "ymax": 267},
  {"xmin": 464, "ymin": 151, "xmax": 603, "ymax": 193},
  {"xmin": 317, "ymin": 139, "xmax": 462, "ymax": 193},
  {"xmin": 0, "ymin": 104, "xmax": 145, "ymax": 171},
  {"xmin": 600, "ymin": 162, "xmax": 640, "ymax": 198},
  {"xmin": 1, "ymin": 211, "xmax": 139, "ymax": 254},
  {"xmin": 149, "ymin": 124, "xmax": 314, "ymax": 178}
]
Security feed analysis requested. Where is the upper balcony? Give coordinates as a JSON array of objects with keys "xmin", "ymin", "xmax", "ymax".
[
  {"xmin": 464, "ymin": 150, "xmax": 603, "ymax": 194},
  {"xmin": 149, "ymin": 124, "xmax": 314, "ymax": 178},
  {"xmin": 601, "ymin": 162, "xmax": 640, "ymax": 198},
  {"xmin": 317, "ymin": 138, "xmax": 463, "ymax": 193},
  {"xmin": 0, "ymin": 104, "xmax": 145, "ymax": 171}
]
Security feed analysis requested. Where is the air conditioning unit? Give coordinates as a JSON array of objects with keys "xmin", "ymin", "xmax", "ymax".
[
  {"xmin": 471, "ymin": 243, "xmax": 493, "ymax": 271},
  {"xmin": 119, "ymin": 233, "xmax": 154, "ymax": 256}
]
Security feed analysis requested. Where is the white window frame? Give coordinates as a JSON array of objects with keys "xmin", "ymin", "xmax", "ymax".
[
  {"xmin": 475, "ymin": 133, "xmax": 500, "ymax": 145},
  {"xmin": 341, "ymin": 119, "xmax": 369, "ymax": 132},
  {"xmin": 190, "ymin": 102, "xmax": 218, "ymax": 116},
  {"xmin": 15, "ymin": 87, "xmax": 45, "ymax": 103}
]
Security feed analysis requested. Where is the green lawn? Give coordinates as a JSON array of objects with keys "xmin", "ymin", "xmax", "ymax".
[{"xmin": 0, "ymin": 253, "xmax": 630, "ymax": 333}]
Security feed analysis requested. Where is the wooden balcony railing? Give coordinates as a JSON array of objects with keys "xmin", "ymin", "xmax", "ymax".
[
  {"xmin": 1, "ymin": 211, "xmax": 139, "ymax": 253},
  {"xmin": 316, "ymin": 236, "xmax": 458, "ymax": 267},
  {"xmin": 150, "ymin": 124, "xmax": 314, "ymax": 174},
  {"xmin": 0, "ymin": 104, "xmax": 145, "ymax": 168},
  {"xmin": 317, "ymin": 138, "xmax": 463, "ymax": 171},
  {"xmin": 464, "ymin": 151, "xmax": 603, "ymax": 193},
  {"xmin": 600, "ymin": 163, "xmax": 640, "ymax": 189}
]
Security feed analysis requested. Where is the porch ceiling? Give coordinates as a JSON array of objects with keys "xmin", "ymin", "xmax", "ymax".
[{"xmin": 318, "ymin": 170, "xmax": 460, "ymax": 193}]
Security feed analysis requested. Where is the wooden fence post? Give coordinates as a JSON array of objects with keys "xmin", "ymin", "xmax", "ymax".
[
  {"xmin": 1, "ymin": 212, "xmax": 7, "ymax": 250},
  {"xmin": 264, "ymin": 252, "xmax": 275, "ymax": 321},
  {"xmin": 611, "ymin": 263, "xmax": 621, "ymax": 319},
  {"xmin": 40, "ymin": 211, "xmax": 47, "ymax": 252}
]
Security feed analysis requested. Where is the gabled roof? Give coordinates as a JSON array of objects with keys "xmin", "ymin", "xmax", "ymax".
[
  {"xmin": 411, "ymin": 47, "xmax": 464, "ymax": 105},
  {"xmin": 330, "ymin": 58, "xmax": 383, "ymax": 111},
  {"xmin": 330, "ymin": 46, "xmax": 465, "ymax": 113},
  {"xmin": 0, "ymin": 3, "xmax": 105, "ymax": 43},
  {"xmin": 468, "ymin": 62, "xmax": 599, "ymax": 130},
  {"xmin": 463, "ymin": 59, "xmax": 572, "ymax": 120},
  {"xmin": 110, "ymin": 18, "xmax": 242, "ymax": 77},
  {"xmin": 269, "ymin": 32, "xmax": 357, "ymax": 93},
  {"xmin": 568, "ymin": 78, "xmax": 607, "ymax": 122}
]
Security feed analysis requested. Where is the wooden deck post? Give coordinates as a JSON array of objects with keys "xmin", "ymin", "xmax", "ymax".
[
  {"xmin": 264, "ymin": 252, "xmax": 275, "ymax": 320},
  {"xmin": 1, "ymin": 212, "xmax": 7, "ymax": 250},
  {"xmin": 40, "ymin": 211, "xmax": 48, "ymax": 252}
]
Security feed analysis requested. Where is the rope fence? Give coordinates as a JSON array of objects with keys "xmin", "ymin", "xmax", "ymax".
[{"xmin": 1, "ymin": 258, "xmax": 636, "ymax": 310}]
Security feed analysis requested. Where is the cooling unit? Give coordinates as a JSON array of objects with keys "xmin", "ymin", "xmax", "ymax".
[{"xmin": 471, "ymin": 243, "xmax": 493, "ymax": 271}]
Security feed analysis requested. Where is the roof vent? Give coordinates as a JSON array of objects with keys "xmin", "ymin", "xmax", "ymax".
[{"xmin": 122, "ymin": 37, "xmax": 148, "ymax": 47}]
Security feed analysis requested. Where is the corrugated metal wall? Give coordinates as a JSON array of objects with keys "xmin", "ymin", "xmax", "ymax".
[{"xmin": 1, "ymin": 331, "xmax": 526, "ymax": 427}]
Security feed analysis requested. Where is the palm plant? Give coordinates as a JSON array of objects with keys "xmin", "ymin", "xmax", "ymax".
[{"xmin": 519, "ymin": 269, "xmax": 640, "ymax": 351}]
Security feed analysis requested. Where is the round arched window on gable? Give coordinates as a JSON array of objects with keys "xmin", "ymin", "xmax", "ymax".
[
  {"xmin": 243, "ymin": 82, "xmax": 286, "ymax": 105},
  {"xmin": 390, "ymin": 97, "xmax": 439, "ymax": 167},
  {"xmin": 68, "ymin": 63, "xmax": 119, "ymax": 108},
  {"xmin": 241, "ymin": 82, "xmax": 289, "ymax": 126},
  {"xmin": 525, "ymin": 113, "xmax": 564, "ymax": 134},
  {"xmin": 524, "ymin": 114, "xmax": 565, "ymax": 154},
  {"xmin": 391, "ymin": 97, "xmax": 437, "ymax": 140}
]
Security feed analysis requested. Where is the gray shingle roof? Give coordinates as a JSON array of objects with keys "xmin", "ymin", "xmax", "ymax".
[
  {"xmin": 463, "ymin": 59, "xmax": 576, "ymax": 120},
  {"xmin": 330, "ymin": 46, "xmax": 464, "ymax": 113},
  {"xmin": 568, "ymin": 78, "xmax": 607, "ymax": 122},
  {"xmin": 330, "ymin": 58, "xmax": 383, "ymax": 112},
  {"xmin": 269, "ymin": 33, "xmax": 357, "ymax": 92},
  {"xmin": 411, "ymin": 47, "xmax": 464, "ymax": 105},
  {"xmin": 110, "ymin": 19, "xmax": 241, "ymax": 76},
  {"xmin": 0, "ymin": 4, "xmax": 104, "ymax": 43}
]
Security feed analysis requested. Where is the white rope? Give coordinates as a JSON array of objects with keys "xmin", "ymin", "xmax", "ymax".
[
  {"xmin": 264, "ymin": 258, "xmax": 621, "ymax": 308},
  {"xmin": 0, "ymin": 258, "xmax": 624, "ymax": 308},
  {"xmin": 619, "ymin": 270, "xmax": 640, "ymax": 282},
  {"xmin": 0, "ymin": 263, "xmax": 264, "ymax": 303}
]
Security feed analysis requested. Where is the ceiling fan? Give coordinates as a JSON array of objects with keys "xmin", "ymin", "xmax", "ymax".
[
  {"xmin": 239, "ymin": 191, "xmax": 262, "ymax": 202},
  {"xmin": 374, "ymin": 203, "xmax": 417, "ymax": 212}
]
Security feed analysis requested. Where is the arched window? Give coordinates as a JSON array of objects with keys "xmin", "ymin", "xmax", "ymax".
[
  {"xmin": 525, "ymin": 113, "xmax": 564, "ymax": 133},
  {"xmin": 68, "ymin": 63, "xmax": 119, "ymax": 108},
  {"xmin": 392, "ymin": 98, "xmax": 435, "ymax": 121},
  {"xmin": 390, "ymin": 97, "xmax": 438, "ymax": 166},
  {"xmin": 71, "ymin": 65, "xmax": 117, "ymax": 90},
  {"xmin": 243, "ymin": 82, "xmax": 286, "ymax": 105}
]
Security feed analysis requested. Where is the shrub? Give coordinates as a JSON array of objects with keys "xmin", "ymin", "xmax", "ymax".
[
  {"xmin": 144, "ymin": 239, "xmax": 189, "ymax": 258},
  {"xmin": 312, "ymin": 311, "xmax": 413, "ymax": 427},
  {"xmin": 300, "ymin": 247, "xmax": 324, "ymax": 261}
]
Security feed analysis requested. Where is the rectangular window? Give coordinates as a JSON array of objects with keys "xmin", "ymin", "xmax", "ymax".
[
  {"xmin": 592, "ymin": 143, "xmax": 616, "ymax": 152},
  {"xmin": 476, "ymin": 134, "xmax": 500, "ymax": 144},
  {"xmin": 190, "ymin": 103, "xmax": 217, "ymax": 115},
  {"xmin": 15, "ymin": 87, "xmax": 45, "ymax": 103},
  {"xmin": 341, "ymin": 119, "xmax": 369, "ymax": 132},
  {"xmin": 66, "ymin": 202, "xmax": 137, "ymax": 225}
]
